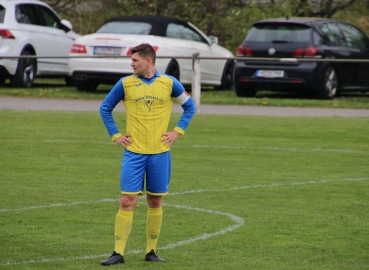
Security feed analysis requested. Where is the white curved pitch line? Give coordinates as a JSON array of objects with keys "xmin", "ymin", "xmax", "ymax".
[
  {"xmin": 159, "ymin": 203, "xmax": 244, "ymax": 250},
  {"xmin": 2, "ymin": 203, "xmax": 244, "ymax": 266},
  {"xmin": 2, "ymin": 177, "xmax": 368, "ymax": 266},
  {"xmin": 1, "ymin": 177, "xmax": 368, "ymax": 213}
]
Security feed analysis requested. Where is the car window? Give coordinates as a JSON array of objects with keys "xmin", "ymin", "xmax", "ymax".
[
  {"xmin": 166, "ymin": 23, "xmax": 204, "ymax": 43},
  {"xmin": 312, "ymin": 30, "xmax": 324, "ymax": 45},
  {"xmin": 245, "ymin": 23, "xmax": 311, "ymax": 43},
  {"xmin": 38, "ymin": 5, "xmax": 61, "ymax": 29},
  {"xmin": 0, "ymin": 5, "xmax": 5, "ymax": 23},
  {"xmin": 320, "ymin": 23, "xmax": 346, "ymax": 46},
  {"xmin": 166, "ymin": 23, "xmax": 182, "ymax": 39},
  {"xmin": 15, "ymin": 4, "xmax": 42, "ymax": 25},
  {"xmin": 96, "ymin": 21, "xmax": 152, "ymax": 35},
  {"xmin": 320, "ymin": 24, "xmax": 336, "ymax": 44},
  {"xmin": 338, "ymin": 23, "xmax": 369, "ymax": 49}
]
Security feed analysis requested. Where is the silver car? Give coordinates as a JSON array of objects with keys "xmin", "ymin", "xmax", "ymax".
[
  {"xmin": 0, "ymin": 0, "xmax": 79, "ymax": 87},
  {"xmin": 68, "ymin": 16, "xmax": 234, "ymax": 91}
]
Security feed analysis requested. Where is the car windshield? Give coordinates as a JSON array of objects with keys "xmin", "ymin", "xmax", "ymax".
[
  {"xmin": 246, "ymin": 23, "xmax": 312, "ymax": 43},
  {"xmin": 95, "ymin": 21, "xmax": 152, "ymax": 35},
  {"xmin": 0, "ymin": 6, "xmax": 5, "ymax": 23}
]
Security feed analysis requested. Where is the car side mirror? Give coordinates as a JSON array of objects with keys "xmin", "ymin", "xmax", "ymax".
[
  {"xmin": 209, "ymin": 36, "xmax": 218, "ymax": 44},
  {"xmin": 61, "ymin": 19, "xmax": 73, "ymax": 32}
]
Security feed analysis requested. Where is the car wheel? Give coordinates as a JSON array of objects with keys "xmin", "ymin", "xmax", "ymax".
[
  {"xmin": 10, "ymin": 51, "xmax": 36, "ymax": 88},
  {"xmin": 165, "ymin": 60, "xmax": 180, "ymax": 80},
  {"xmin": 75, "ymin": 80, "xmax": 98, "ymax": 91},
  {"xmin": 235, "ymin": 84, "xmax": 257, "ymax": 97},
  {"xmin": 316, "ymin": 66, "xmax": 338, "ymax": 99},
  {"xmin": 215, "ymin": 60, "xmax": 234, "ymax": 90},
  {"xmin": 65, "ymin": 76, "xmax": 75, "ymax": 86}
]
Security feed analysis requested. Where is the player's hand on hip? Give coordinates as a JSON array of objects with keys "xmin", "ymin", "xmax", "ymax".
[
  {"xmin": 161, "ymin": 130, "xmax": 180, "ymax": 147},
  {"xmin": 115, "ymin": 134, "xmax": 132, "ymax": 148}
]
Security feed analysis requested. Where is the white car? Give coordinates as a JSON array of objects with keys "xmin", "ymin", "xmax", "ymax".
[
  {"xmin": 0, "ymin": 0, "xmax": 80, "ymax": 87},
  {"xmin": 68, "ymin": 16, "xmax": 235, "ymax": 91}
]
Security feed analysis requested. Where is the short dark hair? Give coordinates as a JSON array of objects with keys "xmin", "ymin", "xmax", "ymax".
[{"xmin": 130, "ymin": 43, "xmax": 156, "ymax": 64}]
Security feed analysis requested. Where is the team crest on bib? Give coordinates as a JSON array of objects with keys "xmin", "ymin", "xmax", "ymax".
[
  {"xmin": 134, "ymin": 95, "xmax": 163, "ymax": 114},
  {"xmin": 145, "ymin": 100, "xmax": 153, "ymax": 113}
]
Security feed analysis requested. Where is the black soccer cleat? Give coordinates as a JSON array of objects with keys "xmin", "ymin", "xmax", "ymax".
[
  {"xmin": 100, "ymin": 251, "xmax": 124, "ymax": 266},
  {"xmin": 145, "ymin": 249, "xmax": 166, "ymax": 262}
]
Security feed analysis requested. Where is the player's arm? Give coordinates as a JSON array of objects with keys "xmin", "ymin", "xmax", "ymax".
[
  {"xmin": 171, "ymin": 79, "xmax": 196, "ymax": 135},
  {"xmin": 161, "ymin": 77, "xmax": 196, "ymax": 146},
  {"xmin": 100, "ymin": 78, "xmax": 126, "ymax": 142},
  {"xmin": 162, "ymin": 77, "xmax": 196, "ymax": 142}
]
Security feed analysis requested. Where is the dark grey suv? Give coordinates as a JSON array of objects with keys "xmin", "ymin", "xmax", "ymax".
[{"xmin": 234, "ymin": 17, "xmax": 369, "ymax": 99}]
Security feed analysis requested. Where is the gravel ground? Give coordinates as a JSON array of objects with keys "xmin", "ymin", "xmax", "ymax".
[{"xmin": 0, "ymin": 96, "xmax": 369, "ymax": 117}]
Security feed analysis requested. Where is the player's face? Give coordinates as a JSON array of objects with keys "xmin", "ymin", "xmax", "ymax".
[{"xmin": 130, "ymin": 53, "xmax": 149, "ymax": 76}]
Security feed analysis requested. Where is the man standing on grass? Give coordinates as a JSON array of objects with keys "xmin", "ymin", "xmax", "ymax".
[{"xmin": 99, "ymin": 43, "xmax": 196, "ymax": 266}]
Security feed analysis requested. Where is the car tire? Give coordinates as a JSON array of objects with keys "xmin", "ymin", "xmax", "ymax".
[
  {"xmin": 165, "ymin": 60, "xmax": 180, "ymax": 80},
  {"xmin": 75, "ymin": 80, "xmax": 98, "ymax": 91},
  {"xmin": 235, "ymin": 84, "xmax": 257, "ymax": 97},
  {"xmin": 316, "ymin": 66, "xmax": 338, "ymax": 99},
  {"xmin": 65, "ymin": 76, "xmax": 75, "ymax": 86},
  {"xmin": 10, "ymin": 51, "xmax": 36, "ymax": 88},
  {"xmin": 215, "ymin": 60, "xmax": 235, "ymax": 90}
]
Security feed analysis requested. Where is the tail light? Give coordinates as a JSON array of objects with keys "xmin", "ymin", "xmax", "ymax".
[
  {"xmin": 293, "ymin": 47, "xmax": 321, "ymax": 57},
  {"xmin": 127, "ymin": 46, "xmax": 159, "ymax": 56},
  {"xmin": 236, "ymin": 46, "xmax": 252, "ymax": 56},
  {"xmin": 70, "ymin": 44, "xmax": 87, "ymax": 54},
  {"xmin": 0, "ymin": 30, "xmax": 15, "ymax": 39}
]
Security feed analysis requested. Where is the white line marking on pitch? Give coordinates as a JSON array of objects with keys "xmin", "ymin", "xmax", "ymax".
[
  {"xmin": 1, "ymin": 177, "xmax": 368, "ymax": 213},
  {"xmin": 2, "ymin": 203, "xmax": 244, "ymax": 266},
  {"xmin": 0, "ymin": 139, "xmax": 367, "ymax": 153},
  {"xmin": 0, "ymin": 198, "xmax": 117, "ymax": 212},
  {"xmin": 1, "ymin": 177, "xmax": 368, "ymax": 266}
]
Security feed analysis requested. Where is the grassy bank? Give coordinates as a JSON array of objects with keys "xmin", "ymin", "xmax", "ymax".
[{"xmin": 0, "ymin": 78, "xmax": 368, "ymax": 109}]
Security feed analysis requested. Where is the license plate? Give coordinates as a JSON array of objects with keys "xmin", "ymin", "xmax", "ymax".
[
  {"xmin": 94, "ymin": 47, "xmax": 122, "ymax": 55},
  {"xmin": 256, "ymin": 70, "xmax": 284, "ymax": 78}
]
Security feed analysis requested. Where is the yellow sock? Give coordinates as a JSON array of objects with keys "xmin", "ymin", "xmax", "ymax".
[
  {"xmin": 146, "ymin": 206, "xmax": 163, "ymax": 254},
  {"xmin": 114, "ymin": 209, "xmax": 133, "ymax": 255}
]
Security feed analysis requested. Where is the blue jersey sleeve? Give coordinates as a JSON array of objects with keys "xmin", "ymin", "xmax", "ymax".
[
  {"xmin": 168, "ymin": 76, "xmax": 196, "ymax": 134},
  {"xmin": 170, "ymin": 77, "xmax": 185, "ymax": 98},
  {"xmin": 100, "ymin": 78, "xmax": 125, "ymax": 139},
  {"xmin": 176, "ymin": 97, "xmax": 196, "ymax": 133}
]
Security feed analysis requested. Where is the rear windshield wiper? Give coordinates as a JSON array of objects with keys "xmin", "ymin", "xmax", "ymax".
[{"xmin": 272, "ymin": 40, "xmax": 293, "ymax": 43}]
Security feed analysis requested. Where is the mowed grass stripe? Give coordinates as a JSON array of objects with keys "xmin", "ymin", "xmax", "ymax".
[
  {"xmin": 1, "ymin": 177, "xmax": 368, "ymax": 213},
  {"xmin": 1, "ymin": 139, "xmax": 368, "ymax": 154}
]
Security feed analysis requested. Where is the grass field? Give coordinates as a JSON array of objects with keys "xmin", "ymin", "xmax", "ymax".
[{"xmin": 1, "ymin": 109, "xmax": 369, "ymax": 269}]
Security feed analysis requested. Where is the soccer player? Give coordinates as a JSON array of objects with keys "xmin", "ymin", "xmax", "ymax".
[{"xmin": 99, "ymin": 43, "xmax": 196, "ymax": 266}]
